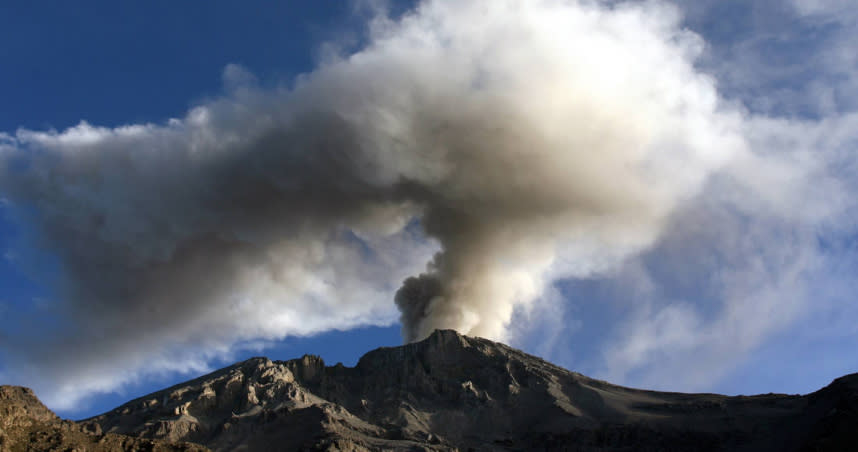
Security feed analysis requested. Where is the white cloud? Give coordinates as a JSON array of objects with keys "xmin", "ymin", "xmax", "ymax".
[
  {"xmin": 585, "ymin": 108, "xmax": 858, "ymax": 391},
  {"xmin": 531, "ymin": 0, "xmax": 858, "ymax": 393}
]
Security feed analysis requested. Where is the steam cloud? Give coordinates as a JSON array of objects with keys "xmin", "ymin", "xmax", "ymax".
[{"xmin": 0, "ymin": 0, "xmax": 749, "ymax": 407}]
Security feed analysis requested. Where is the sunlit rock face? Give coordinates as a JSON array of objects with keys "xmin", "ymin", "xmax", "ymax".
[
  {"xmin": 81, "ymin": 330, "xmax": 858, "ymax": 451},
  {"xmin": 0, "ymin": 385, "xmax": 209, "ymax": 452}
]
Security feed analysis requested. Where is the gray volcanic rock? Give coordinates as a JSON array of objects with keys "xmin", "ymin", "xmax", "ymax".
[
  {"xmin": 0, "ymin": 385, "xmax": 209, "ymax": 452},
  {"xmin": 87, "ymin": 330, "xmax": 858, "ymax": 451},
  {"xmin": 89, "ymin": 355, "xmax": 423, "ymax": 451}
]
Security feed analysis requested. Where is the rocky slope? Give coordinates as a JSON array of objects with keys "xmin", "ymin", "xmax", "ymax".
[
  {"xmin": 82, "ymin": 329, "xmax": 858, "ymax": 451},
  {"xmin": 0, "ymin": 385, "xmax": 209, "ymax": 452}
]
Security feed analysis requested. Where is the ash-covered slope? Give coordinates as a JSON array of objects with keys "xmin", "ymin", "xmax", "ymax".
[
  {"xmin": 0, "ymin": 385, "xmax": 208, "ymax": 452},
  {"xmin": 89, "ymin": 330, "xmax": 858, "ymax": 451}
]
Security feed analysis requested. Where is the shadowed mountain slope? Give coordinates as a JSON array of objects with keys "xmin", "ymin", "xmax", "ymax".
[{"xmin": 82, "ymin": 330, "xmax": 858, "ymax": 451}]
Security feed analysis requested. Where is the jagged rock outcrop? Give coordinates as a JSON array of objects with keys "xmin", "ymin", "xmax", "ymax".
[
  {"xmin": 88, "ymin": 354, "xmax": 419, "ymax": 451},
  {"xmin": 84, "ymin": 329, "xmax": 858, "ymax": 451},
  {"xmin": 0, "ymin": 385, "xmax": 208, "ymax": 452}
]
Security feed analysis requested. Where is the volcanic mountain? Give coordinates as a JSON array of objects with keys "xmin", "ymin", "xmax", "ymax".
[{"xmin": 3, "ymin": 330, "xmax": 857, "ymax": 451}]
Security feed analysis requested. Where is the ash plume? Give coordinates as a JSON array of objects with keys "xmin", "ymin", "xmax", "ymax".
[{"xmin": 0, "ymin": 0, "xmax": 745, "ymax": 408}]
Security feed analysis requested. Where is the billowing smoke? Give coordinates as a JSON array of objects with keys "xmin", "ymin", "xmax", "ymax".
[{"xmin": 0, "ymin": 0, "xmax": 746, "ymax": 407}]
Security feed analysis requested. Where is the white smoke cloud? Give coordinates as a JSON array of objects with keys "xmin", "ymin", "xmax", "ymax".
[
  {"xmin": 0, "ymin": 0, "xmax": 770, "ymax": 410},
  {"xmin": 440, "ymin": 1, "xmax": 858, "ymax": 397},
  {"xmin": 539, "ymin": 0, "xmax": 858, "ymax": 391}
]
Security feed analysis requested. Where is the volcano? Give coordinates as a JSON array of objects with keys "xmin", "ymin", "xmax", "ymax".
[{"xmin": 2, "ymin": 330, "xmax": 856, "ymax": 451}]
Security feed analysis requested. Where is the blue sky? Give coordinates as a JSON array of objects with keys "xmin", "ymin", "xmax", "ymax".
[{"xmin": 2, "ymin": 0, "xmax": 858, "ymax": 420}]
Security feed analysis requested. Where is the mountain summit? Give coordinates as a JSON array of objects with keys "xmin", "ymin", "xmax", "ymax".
[
  {"xmin": 4, "ymin": 330, "xmax": 856, "ymax": 451},
  {"xmin": 82, "ymin": 330, "xmax": 857, "ymax": 451}
]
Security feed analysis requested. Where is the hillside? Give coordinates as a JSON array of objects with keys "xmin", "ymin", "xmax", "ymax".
[
  {"xmin": 0, "ymin": 385, "xmax": 208, "ymax": 452},
  {"xmin": 82, "ymin": 330, "xmax": 858, "ymax": 451}
]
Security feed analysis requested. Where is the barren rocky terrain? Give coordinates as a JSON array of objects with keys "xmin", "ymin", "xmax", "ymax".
[
  {"xmin": 0, "ymin": 385, "xmax": 208, "ymax": 452},
  {"xmin": 3, "ymin": 330, "xmax": 857, "ymax": 451}
]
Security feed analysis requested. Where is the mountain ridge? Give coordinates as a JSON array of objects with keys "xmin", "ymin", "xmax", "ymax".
[
  {"xmin": 85, "ymin": 329, "xmax": 857, "ymax": 451},
  {"xmin": 3, "ymin": 329, "xmax": 856, "ymax": 451}
]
